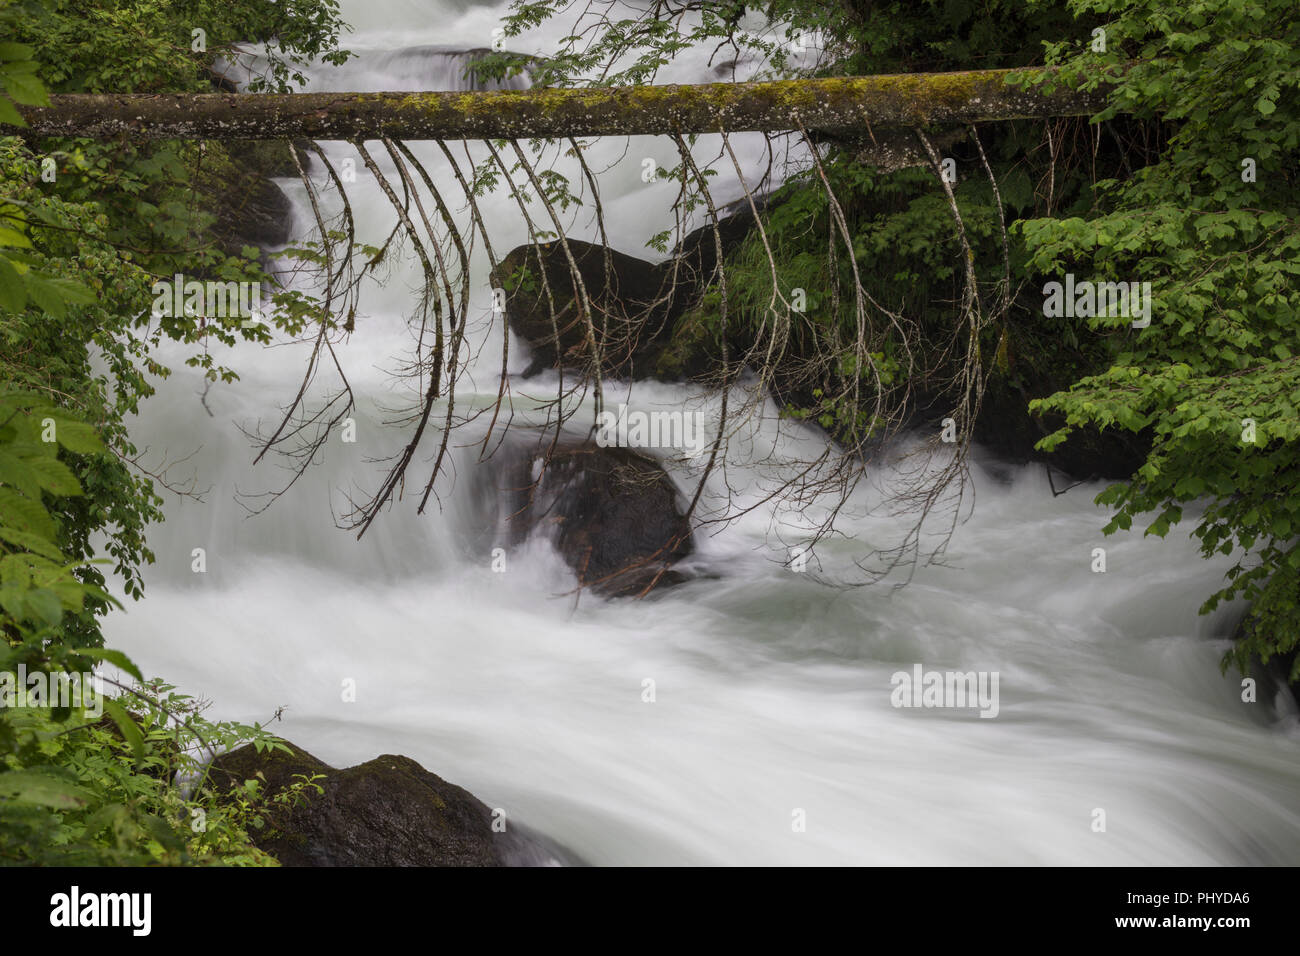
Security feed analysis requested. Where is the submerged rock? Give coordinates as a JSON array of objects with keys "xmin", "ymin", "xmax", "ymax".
[
  {"xmin": 207, "ymin": 743, "xmax": 568, "ymax": 866},
  {"xmin": 490, "ymin": 438, "xmax": 695, "ymax": 596}
]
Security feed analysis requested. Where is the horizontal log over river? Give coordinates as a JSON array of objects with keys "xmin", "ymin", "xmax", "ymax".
[{"xmin": 13, "ymin": 69, "xmax": 1111, "ymax": 140}]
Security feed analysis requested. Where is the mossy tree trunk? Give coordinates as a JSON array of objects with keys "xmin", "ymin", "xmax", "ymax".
[{"xmin": 14, "ymin": 70, "xmax": 1108, "ymax": 140}]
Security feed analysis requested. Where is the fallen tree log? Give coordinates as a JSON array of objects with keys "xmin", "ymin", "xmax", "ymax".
[{"xmin": 10, "ymin": 69, "xmax": 1110, "ymax": 141}]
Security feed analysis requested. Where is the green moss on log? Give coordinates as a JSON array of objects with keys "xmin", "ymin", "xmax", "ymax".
[{"xmin": 14, "ymin": 69, "xmax": 1110, "ymax": 141}]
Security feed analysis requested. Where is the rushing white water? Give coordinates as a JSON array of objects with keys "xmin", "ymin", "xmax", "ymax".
[{"xmin": 103, "ymin": 0, "xmax": 1300, "ymax": 865}]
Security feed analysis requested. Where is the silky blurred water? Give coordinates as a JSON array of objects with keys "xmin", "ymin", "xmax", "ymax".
[{"xmin": 103, "ymin": 0, "xmax": 1300, "ymax": 865}]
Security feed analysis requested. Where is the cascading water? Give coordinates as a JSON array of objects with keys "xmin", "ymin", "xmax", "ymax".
[{"xmin": 103, "ymin": 0, "xmax": 1300, "ymax": 865}]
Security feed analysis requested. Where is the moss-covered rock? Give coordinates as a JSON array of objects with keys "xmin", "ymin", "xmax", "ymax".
[
  {"xmin": 495, "ymin": 238, "xmax": 669, "ymax": 377},
  {"xmin": 494, "ymin": 210, "xmax": 754, "ymax": 381},
  {"xmin": 208, "ymin": 742, "xmax": 566, "ymax": 866},
  {"xmin": 652, "ymin": 305, "xmax": 718, "ymax": 380}
]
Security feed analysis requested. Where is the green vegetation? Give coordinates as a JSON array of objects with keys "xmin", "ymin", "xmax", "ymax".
[
  {"xmin": 501, "ymin": 0, "xmax": 1298, "ymax": 676},
  {"xmin": 1020, "ymin": 0, "xmax": 1300, "ymax": 677},
  {"xmin": 2, "ymin": 0, "xmax": 1297, "ymax": 865},
  {"xmin": 0, "ymin": 385, "xmax": 323, "ymax": 864},
  {"xmin": 784, "ymin": 0, "xmax": 1299, "ymax": 676},
  {"xmin": 0, "ymin": 0, "xmax": 346, "ymax": 864}
]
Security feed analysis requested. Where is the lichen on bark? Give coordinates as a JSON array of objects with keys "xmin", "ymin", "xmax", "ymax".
[{"xmin": 14, "ymin": 70, "xmax": 1109, "ymax": 141}]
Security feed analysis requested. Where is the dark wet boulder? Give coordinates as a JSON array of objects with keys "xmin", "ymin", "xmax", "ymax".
[
  {"xmin": 207, "ymin": 742, "xmax": 565, "ymax": 866},
  {"xmin": 972, "ymin": 367, "xmax": 1150, "ymax": 482},
  {"xmin": 671, "ymin": 206, "xmax": 760, "ymax": 294},
  {"xmin": 494, "ymin": 208, "xmax": 755, "ymax": 381},
  {"xmin": 191, "ymin": 140, "xmax": 296, "ymax": 257},
  {"xmin": 490, "ymin": 439, "xmax": 694, "ymax": 596},
  {"xmin": 214, "ymin": 173, "xmax": 293, "ymax": 252},
  {"xmin": 495, "ymin": 239, "xmax": 670, "ymax": 377}
]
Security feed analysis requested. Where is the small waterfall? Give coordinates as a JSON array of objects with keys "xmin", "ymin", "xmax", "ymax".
[
  {"xmin": 102, "ymin": 0, "xmax": 1300, "ymax": 865},
  {"xmin": 286, "ymin": 45, "xmax": 531, "ymax": 92}
]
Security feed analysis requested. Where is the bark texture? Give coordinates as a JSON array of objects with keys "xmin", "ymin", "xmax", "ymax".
[{"xmin": 13, "ymin": 70, "xmax": 1108, "ymax": 140}]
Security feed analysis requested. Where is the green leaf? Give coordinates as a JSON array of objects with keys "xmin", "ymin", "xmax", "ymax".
[
  {"xmin": 0, "ymin": 524, "xmax": 65, "ymax": 560},
  {"xmin": 0, "ymin": 227, "xmax": 31, "ymax": 249},
  {"xmin": 26, "ymin": 456, "xmax": 82, "ymax": 497},
  {"xmin": 45, "ymin": 416, "xmax": 102, "ymax": 455},
  {"xmin": 0, "ymin": 448, "xmax": 42, "ymax": 498},
  {"xmin": 23, "ymin": 586, "xmax": 62, "ymax": 625},
  {"xmin": 0, "ymin": 487, "xmax": 57, "ymax": 540},
  {"xmin": 0, "ymin": 68, "xmax": 48, "ymax": 107},
  {"xmin": 0, "ymin": 770, "xmax": 92, "ymax": 809},
  {"xmin": 103, "ymin": 699, "xmax": 145, "ymax": 759},
  {"xmin": 24, "ymin": 275, "xmax": 67, "ymax": 320},
  {"xmin": 0, "ymin": 97, "xmax": 22, "ymax": 127},
  {"xmin": 0, "ymin": 255, "xmax": 26, "ymax": 312},
  {"xmin": 76, "ymin": 647, "xmax": 145, "ymax": 683},
  {"xmin": 43, "ymin": 278, "xmax": 96, "ymax": 305},
  {"xmin": 0, "ymin": 43, "xmax": 34, "ymax": 61}
]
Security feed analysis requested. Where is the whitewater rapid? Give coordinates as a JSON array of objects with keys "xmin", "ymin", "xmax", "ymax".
[{"xmin": 102, "ymin": 0, "xmax": 1300, "ymax": 865}]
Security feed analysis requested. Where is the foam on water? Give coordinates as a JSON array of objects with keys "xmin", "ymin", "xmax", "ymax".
[{"xmin": 102, "ymin": 0, "xmax": 1300, "ymax": 865}]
